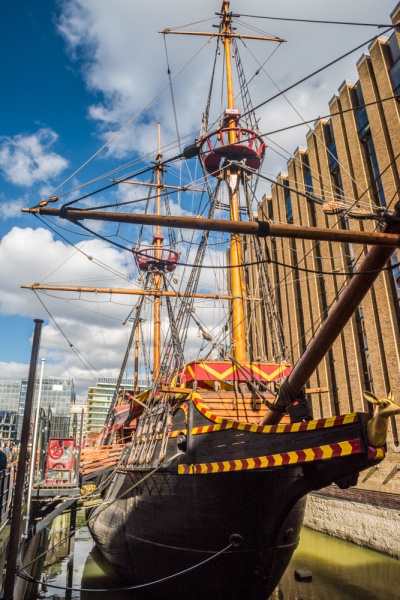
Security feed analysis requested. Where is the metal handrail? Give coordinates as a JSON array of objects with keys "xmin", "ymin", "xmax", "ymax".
[{"xmin": 0, "ymin": 464, "xmax": 16, "ymax": 532}]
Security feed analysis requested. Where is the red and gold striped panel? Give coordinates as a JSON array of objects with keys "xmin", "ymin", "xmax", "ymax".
[
  {"xmin": 183, "ymin": 361, "xmax": 291, "ymax": 383},
  {"xmin": 177, "ymin": 438, "xmax": 379, "ymax": 475}
]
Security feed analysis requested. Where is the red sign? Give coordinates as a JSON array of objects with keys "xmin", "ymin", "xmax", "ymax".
[{"xmin": 45, "ymin": 438, "xmax": 75, "ymax": 484}]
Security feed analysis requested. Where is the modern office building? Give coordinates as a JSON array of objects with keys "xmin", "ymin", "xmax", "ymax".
[
  {"xmin": 87, "ymin": 377, "xmax": 149, "ymax": 435},
  {"xmin": 0, "ymin": 411, "xmax": 18, "ymax": 444},
  {"xmin": 0, "ymin": 377, "xmax": 76, "ymax": 442},
  {"xmin": 246, "ymin": 5, "xmax": 400, "ymax": 494},
  {"xmin": 0, "ymin": 381, "xmax": 21, "ymax": 413}
]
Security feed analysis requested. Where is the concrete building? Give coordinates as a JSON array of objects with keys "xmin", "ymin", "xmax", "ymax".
[
  {"xmin": 69, "ymin": 402, "xmax": 88, "ymax": 442},
  {"xmin": 87, "ymin": 377, "xmax": 149, "ymax": 435},
  {"xmin": 247, "ymin": 4, "xmax": 400, "ymax": 494}
]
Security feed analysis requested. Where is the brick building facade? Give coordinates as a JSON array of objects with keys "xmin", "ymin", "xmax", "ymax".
[{"xmin": 247, "ymin": 4, "xmax": 400, "ymax": 493}]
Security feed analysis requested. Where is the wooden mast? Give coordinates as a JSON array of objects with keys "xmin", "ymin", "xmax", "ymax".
[
  {"xmin": 221, "ymin": 0, "xmax": 247, "ymax": 364},
  {"xmin": 153, "ymin": 123, "xmax": 163, "ymax": 381},
  {"xmin": 134, "ymin": 320, "xmax": 140, "ymax": 394},
  {"xmin": 158, "ymin": 0, "xmax": 283, "ymax": 365}
]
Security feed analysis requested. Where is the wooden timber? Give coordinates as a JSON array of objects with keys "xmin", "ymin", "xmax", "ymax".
[{"xmin": 21, "ymin": 207, "xmax": 400, "ymax": 247}]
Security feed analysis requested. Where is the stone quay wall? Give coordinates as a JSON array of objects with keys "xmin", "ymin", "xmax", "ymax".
[{"xmin": 304, "ymin": 487, "xmax": 400, "ymax": 558}]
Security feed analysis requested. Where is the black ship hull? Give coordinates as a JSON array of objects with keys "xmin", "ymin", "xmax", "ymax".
[{"xmin": 87, "ymin": 399, "xmax": 382, "ymax": 599}]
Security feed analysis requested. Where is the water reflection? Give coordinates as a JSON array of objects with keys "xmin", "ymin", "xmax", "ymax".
[
  {"xmin": 38, "ymin": 520, "xmax": 400, "ymax": 600},
  {"xmin": 80, "ymin": 547, "xmax": 144, "ymax": 600},
  {"xmin": 273, "ymin": 527, "xmax": 400, "ymax": 600}
]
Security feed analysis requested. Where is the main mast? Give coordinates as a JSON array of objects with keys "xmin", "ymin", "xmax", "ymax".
[
  {"xmin": 222, "ymin": 1, "xmax": 247, "ymax": 363},
  {"xmin": 159, "ymin": 0, "xmax": 283, "ymax": 365}
]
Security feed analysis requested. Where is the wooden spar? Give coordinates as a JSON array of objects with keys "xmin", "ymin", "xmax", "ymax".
[
  {"xmin": 20, "ymin": 284, "xmax": 259, "ymax": 301},
  {"xmin": 160, "ymin": 30, "xmax": 285, "ymax": 43},
  {"xmin": 261, "ymin": 203, "xmax": 400, "ymax": 425},
  {"xmin": 21, "ymin": 207, "xmax": 400, "ymax": 247},
  {"xmin": 114, "ymin": 180, "xmax": 206, "ymax": 193},
  {"xmin": 134, "ymin": 320, "xmax": 140, "ymax": 394}
]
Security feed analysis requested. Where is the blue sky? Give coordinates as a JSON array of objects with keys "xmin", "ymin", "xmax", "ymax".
[{"xmin": 0, "ymin": 0, "xmax": 397, "ymax": 396}]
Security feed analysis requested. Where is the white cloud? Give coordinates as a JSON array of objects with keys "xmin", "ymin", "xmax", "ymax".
[
  {"xmin": 0, "ymin": 226, "xmax": 140, "ymax": 393},
  {"xmin": 0, "ymin": 197, "xmax": 24, "ymax": 220},
  {"xmin": 0, "ymin": 225, "xmax": 230, "ymax": 395},
  {"xmin": 55, "ymin": 0, "xmax": 395, "ymax": 165},
  {"xmin": 0, "ymin": 128, "xmax": 68, "ymax": 187},
  {"xmin": 0, "ymin": 362, "xmax": 31, "ymax": 382}
]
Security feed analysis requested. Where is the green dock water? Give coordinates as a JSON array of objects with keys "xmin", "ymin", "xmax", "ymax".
[{"xmin": 36, "ymin": 517, "xmax": 400, "ymax": 600}]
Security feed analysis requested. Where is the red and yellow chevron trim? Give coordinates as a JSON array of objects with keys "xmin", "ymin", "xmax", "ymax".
[
  {"xmin": 178, "ymin": 438, "xmax": 366, "ymax": 474},
  {"xmin": 170, "ymin": 429, "xmax": 186, "ymax": 438},
  {"xmin": 190, "ymin": 393, "xmax": 358, "ymax": 434},
  {"xmin": 367, "ymin": 446, "xmax": 385, "ymax": 461},
  {"xmin": 183, "ymin": 360, "xmax": 291, "ymax": 383},
  {"xmin": 173, "ymin": 402, "xmax": 189, "ymax": 420},
  {"xmin": 169, "ymin": 422, "xmax": 233, "ymax": 438}
]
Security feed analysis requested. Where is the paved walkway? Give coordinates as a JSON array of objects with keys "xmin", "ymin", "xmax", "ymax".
[{"xmin": 315, "ymin": 485, "xmax": 400, "ymax": 510}]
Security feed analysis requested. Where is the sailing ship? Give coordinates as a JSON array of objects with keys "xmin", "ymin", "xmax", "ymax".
[{"xmin": 22, "ymin": 2, "xmax": 400, "ymax": 598}]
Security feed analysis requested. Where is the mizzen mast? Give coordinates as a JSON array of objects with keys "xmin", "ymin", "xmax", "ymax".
[
  {"xmin": 153, "ymin": 122, "xmax": 163, "ymax": 381},
  {"xmin": 131, "ymin": 123, "xmax": 180, "ymax": 384}
]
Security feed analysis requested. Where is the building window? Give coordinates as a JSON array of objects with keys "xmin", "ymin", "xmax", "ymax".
[
  {"xmin": 283, "ymin": 180, "xmax": 293, "ymax": 223},
  {"xmin": 389, "ymin": 32, "xmax": 400, "ymax": 96},
  {"xmin": 365, "ymin": 136, "xmax": 386, "ymax": 206},
  {"xmin": 352, "ymin": 82, "xmax": 386, "ymax": 206},
  {"xmin": 324, "ymin": 122, "xmax": 343, "ymax": 197},
  {"xmin": 324, "ymin": 122, "xmax": 339, "ymax": 171},
  {"xmin": 352, "ymin": 82, "xmax": 370, "ymax": 138},
  {"xmin": 302, "ymin": 154, "xmax": 314, "ymax": 194}
]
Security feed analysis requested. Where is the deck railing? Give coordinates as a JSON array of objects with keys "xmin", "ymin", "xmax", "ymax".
[{"xmin": 0, "ymin": 464, "xmax": 15, "ymax": 532}]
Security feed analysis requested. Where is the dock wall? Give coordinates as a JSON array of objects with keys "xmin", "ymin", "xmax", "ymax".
[{"xmin": 304, "ymin": 487, "xmax": 400, "ymax": 558}]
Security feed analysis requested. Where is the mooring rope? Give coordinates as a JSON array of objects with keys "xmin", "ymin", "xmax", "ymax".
[
  {"xmin": 17, "ymin": 540, "xmax": 236, "ymax": 593},
  {"xmin": 16, "ymin": 452, "xmax": 183, "ymax": 575}
]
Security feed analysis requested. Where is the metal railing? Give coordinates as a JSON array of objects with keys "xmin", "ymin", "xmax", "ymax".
[{"xmin": 0, "ymin": 464, "xmax": 15, "ymax": 532}]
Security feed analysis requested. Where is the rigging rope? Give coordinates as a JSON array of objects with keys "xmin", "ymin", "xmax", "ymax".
[
  {"xmin": 40, "ymin": 33, "xmax": 218, "ymax": 206},
  {"xmin": 242, "ymin": 177, "xmax": 288, "ymax": 362},
  {"xmin": 236, "ymin": 14, "xmax": 395, "ymax": 29},
  {"xmin": 164, "ymin": 35, "xmax": 182, "ymax": 154},
  {"xmin": 101, "ymin": 291, "xmax": 147, "ymax": 443},
  {"xmin": 33, "ymin": 291, "xmax": 102, "ymax": 380},
  {"xmin": 48, "ymin": 216, "xmax": 400, "ymax": 277},
  {"xmin": 239, "ymin": 39, "xmax": 368, "ymax": 199},
  {"xmin": 241, "ymin": 27, "xmax": 394, "ymax": 120}
]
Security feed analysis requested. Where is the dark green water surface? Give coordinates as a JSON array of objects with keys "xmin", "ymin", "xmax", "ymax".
[{"xmin": 37, "ymin": 522, "xmax": 400, "ymax": 600}]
